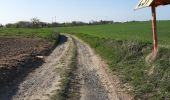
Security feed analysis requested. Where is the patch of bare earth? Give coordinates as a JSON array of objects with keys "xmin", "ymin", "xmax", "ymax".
[
  {"xmin": 0, "ymin": 37, "xmax": 53, "ymax": 63},
  {"xmin": 0, "ymin": 37, "xmax": 53, "ymax": 87}
]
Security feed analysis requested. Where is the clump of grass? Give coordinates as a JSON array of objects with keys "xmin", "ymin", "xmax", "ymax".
[
  {"xmin": 146, "ymin": 48, "xmax": 170, "ymax": 100},
  {"xmin": 51, "ymin": 45, "xmax": 79, "ymax": 100}
]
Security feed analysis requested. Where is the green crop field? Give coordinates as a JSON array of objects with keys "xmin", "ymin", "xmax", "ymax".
[
  {"xmin": 0, "ymin": 28, "xmax": 55, "ymax": 41},
  {"xmin": 56, "ymin": 21, "xmax": 170, "ymax": 99},
  {"xmin": 57, "ymin": 21, "xmax": 170, "ymax": 46}
]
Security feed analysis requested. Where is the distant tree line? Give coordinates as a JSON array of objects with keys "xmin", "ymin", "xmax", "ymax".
[
  {"xmin": 5, "ymin": 18, "xmax": 49, "ymax": 28},
  {"xmin": 89, "ymin": 20, "xmax": 114, "ymax": 25},
  {"xmin": 1, "ymin": 18, "xmax": 115, "ymax": 28},
  {"xmin": 1, "ymin": 18, "xmax": 164, "ymax": 28}
]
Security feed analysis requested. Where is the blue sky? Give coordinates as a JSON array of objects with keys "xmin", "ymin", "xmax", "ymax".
[{"xmin": 0, "ymin": 0, "xmax": 170, "ymax": 24}]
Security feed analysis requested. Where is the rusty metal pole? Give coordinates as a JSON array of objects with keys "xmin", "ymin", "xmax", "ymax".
[{"xmin": 151, "ymin": 5, "xmax": 158, "ymax": 56}]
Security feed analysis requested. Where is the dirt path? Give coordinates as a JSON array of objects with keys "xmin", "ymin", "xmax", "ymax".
[
  {"xmin": 0, "ymin": 35, "xmax": 132, "ymax": 100},
  {"xmin": 73, "ymin": 36, "xmax": 132, "ymax": 100}
]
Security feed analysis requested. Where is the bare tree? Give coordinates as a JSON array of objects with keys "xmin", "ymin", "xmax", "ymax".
[{"xmin": 31, "ymin": 18, "xmax": 41, "ymax": 28}]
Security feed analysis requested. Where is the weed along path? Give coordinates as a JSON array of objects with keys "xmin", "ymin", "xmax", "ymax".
[{"xmin": 0, "ymin": 34, "xmax": 132, "ymax": 100}]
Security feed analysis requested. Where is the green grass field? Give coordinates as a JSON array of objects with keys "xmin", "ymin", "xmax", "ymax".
[{"xmin": 57, "ymin": 21, "xmax": 170, "ymax": 46}]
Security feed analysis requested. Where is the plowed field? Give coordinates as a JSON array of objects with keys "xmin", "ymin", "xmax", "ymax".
[{"xmin": 0, "ymin": 37, "xmax": 53, "ymax": 86}]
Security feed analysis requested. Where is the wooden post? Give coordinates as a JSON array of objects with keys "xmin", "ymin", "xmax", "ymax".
[{"xmin": 151, "ymin": 5, "xmax": 158, "ymax": 56}]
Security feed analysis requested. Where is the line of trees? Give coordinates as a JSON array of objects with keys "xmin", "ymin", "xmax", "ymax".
[
  {"xmin": 2, "ymin": 19, "xmax": 168, "ymax": 28},
  {"xmin": 1, "ymin": 18, "xmax": 114, "ymax": 28},
  {"xmin": 0, "ymin": 24, "xmax": 3, "ymax": 28},
  {"xmin": 5, "ymin": 18, "xmax": 48, "ymax": 28}
]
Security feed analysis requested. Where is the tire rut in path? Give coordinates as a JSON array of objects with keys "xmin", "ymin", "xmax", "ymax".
[{"xmin": 76, "ymin": 40, "xmax": 109, "ymax": 100}]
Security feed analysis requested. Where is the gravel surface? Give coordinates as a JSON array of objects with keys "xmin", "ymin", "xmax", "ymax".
[
  {"xmin": 76, "ymin": 40, "xmax": 109, "ymax": 100},
  {"xmin": 73, "ymin": 36, "xmax": 133, "ymax": 100}
]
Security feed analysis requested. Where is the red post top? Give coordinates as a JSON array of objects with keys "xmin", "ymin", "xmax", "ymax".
[{"xmin": 151, "ymin": 0, "xmax": 170, "ymax": 6}]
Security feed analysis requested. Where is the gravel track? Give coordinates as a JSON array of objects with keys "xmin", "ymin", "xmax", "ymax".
[
  {"xmin": 76, "ymin": 40, "xmax": 109, "ymax": 100},
  {"xmin": 73, "ymin": 36, "xmax": 132, "ymax": 100}
]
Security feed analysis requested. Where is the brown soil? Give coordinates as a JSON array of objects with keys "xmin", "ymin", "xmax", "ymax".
[{"xmin": 0, "ymin": 37, "xmax": 53, "ymax": 87}]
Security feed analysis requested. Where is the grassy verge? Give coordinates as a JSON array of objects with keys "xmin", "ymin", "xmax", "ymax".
[
  {"xmin": 51, "ymin": 44, "xmax": 79, "ymax": 100},
  {"xmin": 67, "ymin": 33, "xmax": 170, "ymax": 100},
  {"xmin": 0, "ymin": 28, "xmax": 57, "ymax": 41}
]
